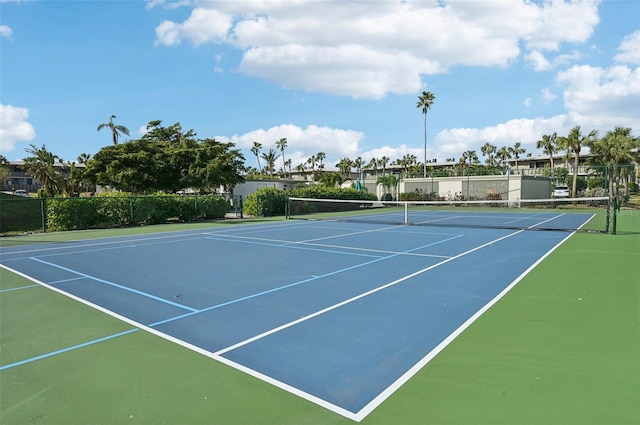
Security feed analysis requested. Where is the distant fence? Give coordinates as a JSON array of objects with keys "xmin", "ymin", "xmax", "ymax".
[{"xmin": 0, "ymin": 195, "xmax": 230, "ymax": 235}]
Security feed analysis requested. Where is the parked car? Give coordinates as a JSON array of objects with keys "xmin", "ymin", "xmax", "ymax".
[
  {"xmin": 13, "ymin": 189, "xmax": 28, "ymax": 197},
  {"xmin": 553, "ymin": 185, "xmax": 570, "ymax": 198}
]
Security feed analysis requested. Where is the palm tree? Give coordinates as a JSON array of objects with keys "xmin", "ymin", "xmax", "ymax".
[
  {"xmin": 480, "ymin": 143, "xmax": 497, "ymax": 167},
  {"xmin": 353, "ymin": 156, "xmax": 363, "ymax": 179},
  {"xmin": 379, "ymin": 156, "xmax": 389, "ymax": 176},
  {"xmin": 284, "ymin": 158, "xmax": 292, "ymax": 179},
  {"xmin": 275, "ymin": 138, "xmax": 288, "ymax": 179},
  {"xmin": 315, "ymin": 152, "xmax": 326, "ymax": 171},
  {"xmin": 77, "ymin": 153, "xmax": 92, "ymax": 164},
  {"xmin": 260, "ymin": 149, "xmax": 280, "ymax": 177},
  {"xmin": 97, "ymin": 115, "xmax": 130, "ymax": 145},
  {"xmin": 336, "ymin": 157, "xmax": 353, "ymax": 180},
  {"xmin": 462, "ymin": 150, "xmax": 479, "ymax": 174},
  {"xmin": 416, "ymin": 91, "xmax": 436, "ymax": 177},
  {"xmin": 558, "ymin": 126, "xmax": 597, "ymax": 197},
  {"xmin": 306, "ymin": 156, "xmax": 317, "ymax": 181},
  {"xmin": 587, "ymin": 126, "xmax": 640, "ymax": 198},
  {"xmin": 295, "ymin": 163, "xmax": 307, "ymax": 180},
  {"xmin": 251, "ymin": 141, "xmax": 263, "ymax": 175},
  {"xmin": 508, "ymin": 142, "xmax": 526, "ymax": 174},
  {"xmin": 497, "ymin": 146, "xmax": 511, "ymax": 172},
  {"xmin": 536, "ymin": 133, "xmax": 557, "ymax": 170},
  {"xmin": 23, "ymin": 144, "xmax": 66, "ymax": 196}
]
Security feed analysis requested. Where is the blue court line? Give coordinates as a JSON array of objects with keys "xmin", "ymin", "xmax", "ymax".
[
  {"xmin": 3, "ymin": 231, "xmax": 462, "ymax": 372},
  {"xmin": 151, "ymin": 233, "xmax": 463, "ymax": 326},
  {"xmin": 0, "ymin": 329, "xmax": 139, "ymax": 371},
  {"xmin": 29, "ymin": 257, "xmax": 198, "ymax": 312},
  {"xmin": 204, "ymin": 235, "xmax": 382, "ymax": 259},
  {"xmin": 0, "ymin": 284, "xmax": 39, "ymax": 293}
]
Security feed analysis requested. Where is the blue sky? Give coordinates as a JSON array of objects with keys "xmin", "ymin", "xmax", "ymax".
[{"xmin": 1, "ymin": 0, "xmax": 638, "ymax": 171}]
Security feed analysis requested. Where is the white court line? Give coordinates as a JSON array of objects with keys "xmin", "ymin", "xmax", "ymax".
[{"xmin": 209, "ymin": 229, "xmax": 528, "ymax": 421}]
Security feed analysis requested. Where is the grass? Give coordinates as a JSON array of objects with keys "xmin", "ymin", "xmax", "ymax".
[{"xmin": 1, "ymin": 215, "xmax": 638, "ymax": 424}]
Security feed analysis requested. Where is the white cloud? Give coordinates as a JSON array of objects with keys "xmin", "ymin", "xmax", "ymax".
[
  {"xmin": 433, "ymin": 115, "xmax": 569, "ymax": 162},
  {"xmin": 216, "ymin": 124, "xmax": 365, "ymax": 169},
  {"xmin": 556, "ymin": 64, "xmax": 640, "ymax": 128},
  {"xmin": 0, "ymin": 25, "xmax": 13, "ymax": 39},
  {"xmin": 526, "ymin": 50, "xmax": 552, "ymax": 71},
  {"xmin": 541, "ymin": 88, "xmax": 558, "ymax": 103},
  {"xmin": 523, "ymin": 98, "xmax": 532, "ymax": 107},
  {"xmin": 615, "ymin": 31, "xmax": 640, "ymax": 65},
  {"xmin": 0, "ymin": 103, "xmax": 36, "ymax": 154},
  {"xmin": 145, "ymin": 0, "xmax": 193, "ymax": 10},
  {"xmin": 153, "ymin": 1, "xmax": 602, "ymax": 99}
]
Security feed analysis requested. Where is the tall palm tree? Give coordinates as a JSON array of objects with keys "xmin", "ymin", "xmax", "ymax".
[
  {"xmin": 379, "ymin": 156, "xmax": 389, "ymax": 176},
  {"xmin": 508, "ymin": 142, "xmax": 526, "ymax": 174},
  {"xmin": 260, "ymin": 149, "xmax": 280, "ymax": 177},
  {"xmin": 315, "ymin": 152, "xmax": 326, "ymax": 173},
  {"xmin": 480, "ymin": 143, "xmax": 497, "ymax": 167},
  {"xmin": 251, "ymin": 141, "xmax": 263, "ymax": 175},
  {"xmin": 416, "ymin": 91, "xmax": 435, "ymax": 177},
  {"xmin": 558, "ymin": 126, "xmax": 597, "ymax": 197},
  {"xmin": 275, "ymin": 138, "xmax": 288, "ymax": 179},
  {"xmin": 497, "ymin": 146, "xmax": 511, "ymax": 171},
  {"xmin": 587, "ymin": 126, "xmax": 639, "ymax": 198},
  {"xmin": 353, "ymin": 156, "xmax": 363, "ymax": 179},
  {"xmin": 536, "ymin": 132, "xmax": 557, "ymax": 170},
  {"xmin": 97, "ymin": 115, "xmax": 130, "ymax": 145},
  {"xmin": 306, "ymin": 156, "xmax": 317, "ymax": 181}
]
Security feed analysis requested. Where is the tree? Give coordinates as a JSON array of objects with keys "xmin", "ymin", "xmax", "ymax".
[
  {"xmin": 379, "ymin": 156, "xmax": 389, "ymax": 176},
  {"xmin": 85, "ymin": 121, "xmax": 245, "ymax": 193},
  {"xmin": 261, "ymin": 149, "xmax": 280, "ymax": 177},
  {"xmin": 23, "ymin": 144, "xmax": 66, "ymax": 196},
  {"xmin": 97, "ymin": 115, "xmax": 130, "ymax": 145},
  {"xmin": 315, "ymin": 152, "xmax": 326, "ymax": 172},
  {"xmin": 508, "ymin": 142, "xmax": 526, "ymax": 174},
  {"xmin": 353, "ymin": 156, "xmax": 363, "ymax": 178},
  {"xmin": 377, "ymin": 174, "xmax": 398, "ymax": 199},
  {"xmin": 480, "ymin": 143, "xmax": 497, "ymax": 167},
  {"xmin": 536, "ymin": 133, "xmax": 557, "ymax": 169},
  {"xmin": 77, "ymin": 153, "xmax": 92, "ymax": 164},
  {"xmin": 336, "ymin": 157, "xmax": 353, "ymax": 180},
  {"xmin": 559, "ymin": 126, "xmax": 597, "ymax": 197},
  {"xmin": 275, "ymin": 138, "xmax": 288, "ymax": 179},
  {"xmin": 587, "ymin": 126, "xmax": 640, "ymax": 198},
  {"xmin": 0, "ymin": 155, "xmax": 9, "ymax": 185},
  {"xmin": 251, "ymin": 142, "xmax": 263, "ymax": 175},
  {"xmin": 416, "ymin": 91, "xmax": 435, "ymax": 177}
]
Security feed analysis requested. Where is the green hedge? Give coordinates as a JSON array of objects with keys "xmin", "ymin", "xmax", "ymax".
[
  {"xmin": 45, "ymin": 194, "xmax": 229, "ymax": 232},
  {"xmin": 243, "ymin": 186, "xmax": 377, "ymax": 217}
]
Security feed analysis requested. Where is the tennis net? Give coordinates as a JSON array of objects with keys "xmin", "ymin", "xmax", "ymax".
[{"xmin": 286, "ymin": 197, "xmax": 611, "ymax": 233}]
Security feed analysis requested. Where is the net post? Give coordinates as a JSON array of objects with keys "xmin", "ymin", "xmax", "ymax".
[
  {"xmin": 404, "ymin": 202, "xmax": 408, "ymax": 225},
  {"xmin": 611, "ymin": 196, "xmax": 618, "ymax": 235}
]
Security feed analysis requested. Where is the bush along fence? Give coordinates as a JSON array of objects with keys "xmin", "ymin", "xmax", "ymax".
[
  {"xmin": 0, "ymin": 194, "xmax": 229, "ymax": 235},
  {"xmin": 242, "ymin": 186, "xmax": 377, "ymax": 217}
]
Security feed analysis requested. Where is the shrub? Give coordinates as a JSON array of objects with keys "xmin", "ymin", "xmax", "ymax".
[{"xmin": 243, "ymin": 187, "xmax": 288, "ymax": 216}]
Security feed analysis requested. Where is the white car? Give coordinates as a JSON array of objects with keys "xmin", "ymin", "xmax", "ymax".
[
  {"xmin": 553, "ymin": 185, "xmax": 570, "ymax": 198},
  {"xmin": 13, "ymin": 189, "xmax": 28, "ymax": 197}
]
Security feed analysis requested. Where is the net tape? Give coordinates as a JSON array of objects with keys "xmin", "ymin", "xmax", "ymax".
[{"xmin": 287, "ymin": 197, "xmax": 610, "ymax": 233}]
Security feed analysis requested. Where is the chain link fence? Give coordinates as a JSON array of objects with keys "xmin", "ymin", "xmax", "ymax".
[{"xmin": 0, "ymin": 195, "xmax": 230, "ymax": 235}]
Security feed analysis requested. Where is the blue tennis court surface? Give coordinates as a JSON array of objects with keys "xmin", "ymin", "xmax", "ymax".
[{"xmin": 0, "ymin": 221, "xmax": 574, "ymax": 421}]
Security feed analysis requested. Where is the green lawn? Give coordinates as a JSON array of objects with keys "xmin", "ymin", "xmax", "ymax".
[{"xmin": 1, "ymin": 215, "xmax": 638, "ymax": 424}]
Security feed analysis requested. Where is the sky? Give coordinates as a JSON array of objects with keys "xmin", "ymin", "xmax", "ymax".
[{"xmin": 1, "ymin": 0, "xmax": 639, "ymax": 172}]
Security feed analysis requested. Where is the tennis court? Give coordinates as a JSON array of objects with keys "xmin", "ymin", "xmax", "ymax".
[{"xmin": 0, "ymin": 206, "xmax": 594, "ymax": 422}]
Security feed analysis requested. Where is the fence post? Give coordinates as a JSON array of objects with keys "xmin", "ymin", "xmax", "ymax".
[
  {"xmin": 130, "ymin": 196, "xmax": 134, "ymax": 224},
  {"xmin": 41, "ymin": 198, "xmax": 46, "ymax": 233}
]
